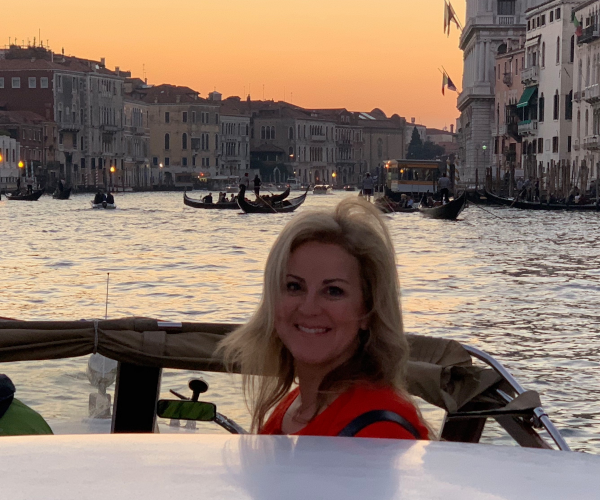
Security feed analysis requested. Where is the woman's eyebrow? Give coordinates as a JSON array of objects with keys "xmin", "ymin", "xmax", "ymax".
[
  {"xmin": 323, "ymin": 278, "xmax": 350, "ymax": 285},
  {"xmin": 286, "ymin": 274, "xmax": 305, "ymax": 281}
]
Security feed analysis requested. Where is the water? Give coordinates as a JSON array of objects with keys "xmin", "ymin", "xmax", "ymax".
[{"xmin": 1, "ymin": 191, "xmax": 599, "ymax": 453}]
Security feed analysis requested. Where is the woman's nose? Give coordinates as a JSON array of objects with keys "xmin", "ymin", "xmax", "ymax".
[{"xmin": 297, "ymin": 290, "xmax": 321, "ymax": 315}]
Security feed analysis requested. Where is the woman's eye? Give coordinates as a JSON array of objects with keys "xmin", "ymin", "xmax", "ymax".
[
  {"xmin": 286, "ymin": 282, "xmax": 302, "ymax": 292},
  {"xmin": 327, "ymin": 286, "xmax": 345, "ymax": 297}
]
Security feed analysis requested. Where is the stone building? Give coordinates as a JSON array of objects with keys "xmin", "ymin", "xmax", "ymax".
[
  {"xmin": 0, "ymin": 134, "xmax": 20, "ymax": 191},
  {"xmin": 457, "ymin": 0, "xmax": 548, "ymax": 186},
  {"xmin": 215, "ymin": 94, "xmax": 251, "ymax": 179},
  {"xmin": 140, "ymin": 84, "xmax": 220, "ymax": 188},
  {"xmin": 572, "ymin": 0, "xmax": 600, "ymax": 190},
  {"xmin": 492, "ymin": 40, "xmax": 525, "ymax": 177},
  {"xmin": 0, "ymin": 45, "xmax": 127, "ymax": 190},
  {"xmin": 123, "ymin": 78, "xmax": 151, "ymax": 189}
]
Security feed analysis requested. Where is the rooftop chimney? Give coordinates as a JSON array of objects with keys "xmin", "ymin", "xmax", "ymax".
[
  {"xmin": 115, "ymin": 66, "xmax": 120, "ymax": 75},
  {"xmin": 411, "ymin": 117, "xmax": 415, "ymax": 124},
  {"xmin": 100, "ymin": 57, "xmax": 105, "ymax": 67},
  {"xmin": 450, "ymin": 124, "xmax": 454, "ymax": 134}
]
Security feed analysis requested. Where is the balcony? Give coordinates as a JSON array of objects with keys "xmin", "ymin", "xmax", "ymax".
[
  {"xmin": 312, "ymin": 134, "xmax": 326, "ymax": 142},
  {"xmin": 503, "ymin": 72, "xmax": 513, "ymax": 86},
  {"xmin": 578, "ymin": 25, "xmax": 600, "ymax": 45},
  {"xmin": 101, "ymin": 124, "xmax": 122, "ymax": 133},
  {"xmin": 583, "ymin": 84, "xmax": 600, "ymax": 104},
  {"xmin": 497, "ymin": 16, "xmax": 516, "ymax": 25},
  {"xmin": 521, "ymin": 66, "xmax": 539, "ymax": 85},
  {"xmin": 518, "ymin": 120, "xmax": 538, "ymax": 136},
  {"xmin": 583, "ymin": 135, "xmax": 600, "ymax": 150}
]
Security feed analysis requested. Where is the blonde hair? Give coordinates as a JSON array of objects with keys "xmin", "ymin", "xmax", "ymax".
[{"xmin": 219, "ymin": 197, "xmax": 410, "ymax": 432}]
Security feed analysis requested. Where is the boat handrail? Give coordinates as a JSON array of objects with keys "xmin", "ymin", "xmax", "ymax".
[{"xmin": 462, "ymin": 344, "xmax": 571, "ymax": 451}]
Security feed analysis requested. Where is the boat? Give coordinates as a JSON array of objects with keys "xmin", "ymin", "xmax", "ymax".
[
  {"xmin": 0, "ymin": 318, "xmax": 596, "ymax": 497},
  {"xmin": 90, "ymin": 201, "xmax": 117, "ymax": 209},
  {"xmin": 418, "ymin": 191, "xmax": 467, "ymax": 220},
  {"xmin": 484, "ymin": 189, "xmax": 600, "ymax": 211},
  {"xmin": 237, "ymin": 185, "xmax": 308, "ymax": 214},
  {"xmin": 7, "ymin": 189, "xmax": 45, "ymax": 201},
  {"xmin": 343, "ymin": 185, "xmax": 357, "ymax": 191},
  {"xmin": 313, "ymin": 184, "xmax": 333, "ymax": 194},
  {"xmin": 184, "ymin": 191, "xmax": 239, "ymax": 210},
  {"xmin": 375, "ymin": 198, "xmax": 418, "ymax": 214},
  {"xmin": 53, "ymin": 187, "xmax": 72, "ymax": 200}
]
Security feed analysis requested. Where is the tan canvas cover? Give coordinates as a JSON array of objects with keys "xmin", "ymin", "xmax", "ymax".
[{"xmin": 0, "ymin": 319, "xmax": 539, "ymax": 414}]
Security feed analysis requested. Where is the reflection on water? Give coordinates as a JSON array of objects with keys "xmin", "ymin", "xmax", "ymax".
[{"xmin": 1, "ymin": 192, "xmax": 599, "ymax": 452}]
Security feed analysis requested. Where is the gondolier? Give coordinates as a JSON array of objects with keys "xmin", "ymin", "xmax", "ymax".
[
  {"xmin": 438, "ymin": 172, "xmax": 451, "ymax": 203},
  {"xmin": 253, "ymin": 174, "xmax": 262, "ymax": 198},
  {"xmin": 362, "ymin": 173, "xmax": 374, "ymax": 202}
]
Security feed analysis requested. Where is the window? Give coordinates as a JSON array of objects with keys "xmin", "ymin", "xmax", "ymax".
[
  {"xmin": 28, "ymin": 77, "xmax": 36, "ymax": 88},
  {"xmin": 541, "ymin": 14, "xmax": 545, "ymax": 26},
  {"xmin": 556, "ymin": 7, "xmax": 561, "ymax": 20},
  {"xmin": 0, "ymin": 77, "xmax": 4, "ymax": 88},
  {"xmin": 192, "ymin": 111, "xmax": 196, "ymax": 123},
  {"xmin": 528, "ymin": 20, "xmax": 531, "ymax": 30},
  {"xmin": 165, "ymin": 133, "xmax": 170, "ymax": 150},
  {"xmin": 165, "ymin": 112, "xmax": 170, "ymax": 124},
  {"xmin": 556, "ymin": 37, "xmax": 560, "ymax": 64},
  {"xmin": 183, "ymin": 111, "xmax": 188, "ymax": 123},
  {"xmin": 498, "ymin": 0, "xmax": 515, "ymax": 15},
  {"xmin": 153, "ymin": 156, "xmax": 158, "ymax": 166},
  {"xmin": 261, "ymin": 126, "xmax": 266, "ymax": 139},
  {"xmin": 57, "ymin": 75, "xmax": 62, "ymax": 91},
  {"xmin": 182, "ymin": 133, "xmax": 187, "ymax": 150},
  {"xmin": 182, "ymin": 157, "xmax": 188, "ymax": 166},
  {"xmin": 215, "ymin": 134, "xmax": 219, "ymax": 149},
  {"xmin": 571, "ymin": 36, "xmax": 575, "ymax": 63},
  {"xmin": 165, "ymin": 157, "xmax": 170, "ymax": 166},
  {"xmin": 289, "ymin": 126, "xmax": 294, "ymax": 140},
  {"xmin": 271, "ymin": 126, "xmax": 276, "ymax": 139},
  {"xmin": 550, "ymin": 11, "xmax": 554, "ymax": 22},
  {"xmin": 539, "ymin": 94, "xmax": 545, "ymax": 122},
  {"xmin": 12, "ymin": 77, "xmax": 21, "ymax": 88},
  {"xmin": 553, "ymin": 92, "xmax": 559, "ymax": 120},
  {"xmin": 215, "ymin": 113, "xmax": 219, "ymax": 124},
  {"xmin": 552, "ymin": 137, "xmax": 559, "ymax": 153},
  {"xmin": 542, "ymin": 42, "xmax": 546, "ymax": 67},
  {"xmin": 567, "ymin": 136, "xmax": 572, "ymax": 153},
  {"xmin": 538, "ymin": 138, "xmax": 543, "ymax": 153},
  {"xmin": 565, "ymin": 91, "xmax": 573, "ymax": 120}
]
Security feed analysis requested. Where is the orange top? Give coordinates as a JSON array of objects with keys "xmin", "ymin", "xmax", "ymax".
[{"xmin": 260, "ymin": 384, "xmax": 429, "ymax": 440}]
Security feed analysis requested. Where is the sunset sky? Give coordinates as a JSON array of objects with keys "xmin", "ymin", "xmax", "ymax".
[{"xmin": 4, "ymin": 0, "xmax": 465, "ymax": 129}]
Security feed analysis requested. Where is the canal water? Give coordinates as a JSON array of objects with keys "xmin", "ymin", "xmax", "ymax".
[{"xmin": 1, "ymin": 191, "xmax": 599, "ymax": 453}]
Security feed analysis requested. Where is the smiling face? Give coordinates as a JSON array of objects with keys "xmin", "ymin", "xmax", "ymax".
[{"xmin": 274, "ymin": 241, "xmax": 369, "ymax": 372}]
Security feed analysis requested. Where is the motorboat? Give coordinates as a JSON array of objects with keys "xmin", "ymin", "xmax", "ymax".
[
  {"xmin": 0, "ymin": 318, "xmax": 597, "ymax": 499},
  {"xmin": 313, "ymin": 184, "xmax": 333, "ymax": 194}
]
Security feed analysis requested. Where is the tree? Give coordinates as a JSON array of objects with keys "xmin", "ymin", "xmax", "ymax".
[{"xmin": 406, "ymin": 127, "xmax": 423, "ymax": 159}]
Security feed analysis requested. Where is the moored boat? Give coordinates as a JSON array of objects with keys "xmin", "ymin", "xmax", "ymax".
[
  {"xmin": 418, "ymin": 191, "xmax": 467, "ymax": 220},
  {"xmin": 484, "ymin": 189, "xmax": 600, "ymax": 211},
  {"xmin": 7, "ymin": 189, "xmax": 45, "ymax": 201}
]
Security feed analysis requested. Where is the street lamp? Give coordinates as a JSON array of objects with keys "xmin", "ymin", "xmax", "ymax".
[
  {"xmin": 332, "ymin": 171, "xmax": 337, "ymax": 187},
  {"xmin": 159, "ymin": 163, "xmax": 163, "ymax": 187},
  {"xmin": 110, "ymin": 165, "xmax": 116, "ymax": 190}
]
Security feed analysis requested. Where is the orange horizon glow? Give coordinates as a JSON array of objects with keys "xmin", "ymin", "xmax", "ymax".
[{"xmin": 4, "ymin": 0, "xmax": 465, "ymax": 129}]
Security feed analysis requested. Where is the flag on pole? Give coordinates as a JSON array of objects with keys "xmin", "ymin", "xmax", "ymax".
[
  {"xmin": 572, "ymin": 11, "xmax": 582, "ymax": 37},
  {"xmin": 442, "ymin": 70, "xmax": 458, "ymax": 95},
  {"xmin": 444, "ymin": 1, "xmax": 461, "ymax": 36}
]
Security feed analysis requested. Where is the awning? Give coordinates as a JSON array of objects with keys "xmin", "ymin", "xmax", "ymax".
[{"xmin": 517, "ymin": 86, "xmax": 537, "ymax": 108}]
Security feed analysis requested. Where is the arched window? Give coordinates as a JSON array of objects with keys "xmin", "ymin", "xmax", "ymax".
[
  {"xmin": 271, "ymin": 126, "xmax": 276, "ymax": 139},
  {"xmin": 260, "ymin": 126, "xmax": 265, "ymax": 139},
  {"xmin": 289, "ymin": 126, "xmax": 294, "ymax": 140},
  {"xmin": 164, "ymin": 133, "xmax": 170, "ymax": 150},
  {"xmin": 539, "ymin": 93, "xmax": 545, "ymax": 122},
  {"xmin": 182, "ymin": 133, "xmax": 187, "ymax": 150},
  {"xmin": 556, "ymin": 37, "xmax": 560, "ymax": 64}
]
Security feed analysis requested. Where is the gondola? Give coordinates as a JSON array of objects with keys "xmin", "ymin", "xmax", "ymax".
[
  {"xmin": 90, "ymin": 201, "xmax": 117, "ymax": 209},
  {"xmin": 53, "ymin": 187, "xmax": 72, "ymax": 200},
  {"xmin": 484, "ymin": 188, "xmax": 600, "ymax": 211},
  {"xmin": 183, "ymin": 191, "xmax": 239, "ymax": 209},
  {"xmin": 418, "ymin": 191, "xmax": 467, "ymax": 220},
  {"xmin": 7, "ymin": 189, "xmax": 45, "ymax": 201},
  {"xmin": 374, "ymin": 198, "xmax": 418, "ymax": 214},
  {"xmin": 237, "ymin": 185, "xmax": 309, "ymax": 214},
  {"xmin": 465, "ymin": 189, "xmax": 496, "ymax": 205}
]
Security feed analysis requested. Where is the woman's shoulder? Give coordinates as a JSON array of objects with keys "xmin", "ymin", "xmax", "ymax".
[
  {"xmin": 320, "ymin": 383, "xmax": 429, "ymax": 440},
  {"xmin": 260, "ymin": 387, "xmax": 299, "ymax": 435}
]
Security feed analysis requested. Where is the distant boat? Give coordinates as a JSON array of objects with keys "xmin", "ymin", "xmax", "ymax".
[
  {"xmin": 7, "ymin": 189, "xmax": 45, "ymax": 201},
  {"xmin": 313, "ymin": 185, "xmax": 332, "ymax": 194},
  {"xmin": 53, "ymin": 187, "xmax": 72, "ymax": 200},
  {"xmin": 90, "ymin": 201, "xmax": 117, "ymax": 209},
  {"xmin": 237, "ymin": 185, "xmax": 308, "ymax": 214}
]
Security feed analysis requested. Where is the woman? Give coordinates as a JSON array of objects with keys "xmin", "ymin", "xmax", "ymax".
[{"xmin": 220, "ymin": 198, "xmax": 428, "ymax": 439}]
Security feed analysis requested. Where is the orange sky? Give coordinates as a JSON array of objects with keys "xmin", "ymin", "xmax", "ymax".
[{"xmin": 4, "ymin": 0, "xmax": 465, "ymax": 129}]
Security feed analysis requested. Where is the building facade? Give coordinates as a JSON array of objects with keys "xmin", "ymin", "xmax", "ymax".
[
  {"xmin": 216, "ymin": 94, "xmax": 251, "ymax": 179},
  {"xmin": 0, "ymin": 134, "xmax": 20, "ymax": 190},
  {"xmin": 123, "ymin": 79, "xmax": 151, "ymax": 189},
  {"xmin": 142, "ymin": 84, "xmax": 220, "ymax": 187},
  {"xmin": 457, "ymin": 0, "xmax": 547, "ymax": 185}
]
